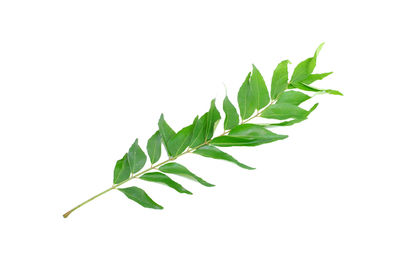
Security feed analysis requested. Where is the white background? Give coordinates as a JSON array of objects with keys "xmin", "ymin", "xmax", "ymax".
[{"xmin": 1, "ymin": 0, "xmax": 399, "ymax": 266}]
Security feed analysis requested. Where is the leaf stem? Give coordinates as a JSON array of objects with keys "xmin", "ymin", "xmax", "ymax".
[{"xmin": 63, "ymin": 100, "xmax": 276, "ymax": 218}]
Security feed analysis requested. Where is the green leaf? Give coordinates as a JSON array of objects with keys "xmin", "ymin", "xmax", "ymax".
[
  {"xmin": 146, "ymin": 131, "xmax": 162, "ymax": 164},
  {"xmin": 291, "ymin": 43, "xmax": 324, "ymax": 83},
  {"xmin": 228, "ymin": 124, "xmax": 283, "ymax": 139},
  {"xmin": 113, "ymin": 153, "xmax": 131, "ymax": 184},
  {"xmin": 290, "ymin": 82, "xmax": 343, "ymax": 96},
  {"xmin": 128, "ymin": 139, "xmax": 147, "ymax": 173},
  {"xmin": 223, "ymin": 95, "xmax": 239, "ymax": 130},
  {"xmin": 271, "ymin": 60, "xmax": 290, "ymax": 99},
  {"xmin": 210, "ymin": 135, "xmax": 288, "ymax": 147},
  {"xmin": 118, "ymin": 186, "xmax": 163, "ymax": 209},
  {"xmin": 159, "ymin": 162, "xmax": 214, "ymax": 187},
  {"xmin": 302, "ymin": 72, "xmax": 333, "ymax": 84},
  {"xmin": 189, "ymin": 114, "xmax": 207, "ymax": 148},
  {"xmin": 269, "ymin": 103, "xmax": 319, "ymax": 127},
  {"xmin": 193, "ymin": 145, "xmax": 254, "ymax": 170},
  {"xmin": 210, "ymin": 124, "xmax": 288, "ymax": 147},
  {"xmin": 237, "ymin": 72, "xmax": 255, "ymax": 120},
  {"xmin": 167, "ymin": 123, "xmax": 194, "ymax": 157},
  {"xmin": 158, "ymin": 114, "xmax": 176, "ymax": 156},
  {"xmin": 276, "ymin": 91, "xmax": 311, "ymax": 105},
  {"xmin": 140, "ymin": 172, "xmax": 192, "ymax": 194},
  {"xmin": 250, "ymin": 65, "xmax": 270, "ymax": 109},
  {"xmin": 260, "ymin": 103, "xmax": 309, "ymax": 120},
  {"xmin": 204, "ymin": 99, "xmax": 221, "ymax": 141}
]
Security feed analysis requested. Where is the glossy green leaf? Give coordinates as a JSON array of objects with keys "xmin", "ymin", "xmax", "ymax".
[
  {"xmin": 158, "ymin": 114, "xmax": 176, "ymax": 156},
  {"xmin": 291, "ymin": 43, "xmax": 324, "ymax": 83},
  {"xmin": 269, "ymin": 103, "xmax": 319, "ymax": 127},
  {"xmin": 271, "ymin": 60, "xmax": 290, "ymax": 99},
  {"xmin": 302, "ymin": 72, "xmax": 333, "ymax": 84},
  {"xmin": 290, "ymin": 82, "xmax": 343, "ymax": 96},
  {"xmin": 140, "ymin": 172, "xmax": 192, "ymax": 194},
  {"xmin": 113, "ymin": 153, "xmax": 131, "ymax": 184},
  {"xmin": 128, "ymin": 139, "xmax": 147, "ymax": 173},
  {"xmin": 159, "ymin": 162, "xmax": 214, "ymax": 187},
  {"xmin": 193, "ymin": 145, "xmax": 254, "ymax": 170},
  {"xmin": 204, "ymin": 99, "xmax": 221, "ymax": 141},
  {"xmin": 118, "ymin": 186, "xmax": 163, "ymax": 209},
  {"xmin": 167, "ymin": 123, "xmax": 194, "ymax": 157},
  {"xmin": 146, "ymin": 131, "xmax": 161, "ymax": 164},
  {"xmin": 250, "ymin": 65, "xmax": 270, "ymax": 109},
  {"xmin": 223, "ymin": 95, "xmax": 239, "ymax": 130},
  {"xmin": 260, "ymin": 103, "xmax": 309, "ymax": 120},
  {"xmin": 189, "ymin": 114, "xmax": 207, "ymax": 148},
  {"xmin": 237, "ymin": 72, "xmax": 255, "ymax": 120},
  {"xmin": 276, "ymin": 91, "xmax": 311, "ymax": 105}
]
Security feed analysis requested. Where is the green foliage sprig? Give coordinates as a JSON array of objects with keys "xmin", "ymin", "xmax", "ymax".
[{"xmin": 63, "ymin": 44, "xmax": 342, "ymax": 218}]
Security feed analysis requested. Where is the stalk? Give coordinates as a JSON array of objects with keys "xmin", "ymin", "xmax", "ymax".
[{"xmin": 63, "ymin": 101, "xmax": 276, "ymax": 218}]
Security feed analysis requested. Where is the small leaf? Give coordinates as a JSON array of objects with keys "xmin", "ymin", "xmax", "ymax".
[
  {"xmin": 158, "ymin": 114, "xmax": 176, "ymax": 156},
  {"xmin": 113, "ymin": 153, "xmax": 131, "ymax": 184},
  {"xmin": 210, "ymin": 135, "xmax": 288, "ymax": 147},
  {"xmin": 276, "ymin": 91, "xmax": 311, "ymax": 105},
  {"xmin": 237, "ymin": 72, "xmax": 256, "ymax": 120},
  {"xmin": 147, "ymin": 131, "xmax": 162, "ymax": 164},
  {"xmin": 204, "ymin": 99, "xmax": 221, "ymax": 141},
  {"xmin": 140, "ymin": 172, "xmax": 192, "ymax": 194},
  {"xmin": 128, "ymin": 139, "xmax": 147, "ymax": 173},
  {"xmin": 261, "ymin": 103, "xmax": 309, "ymax": 120},
  {"xmin": 223, "ymin": 95, "xmax": 239, "ymax": 130},
  {"xmin": 118, "ymin": 186, "xmax": 163, "ymax": 209},
  {"xmin": 250, "ymin": 65, "xmax": 270, "ymax": 109},
  {"xmin": 271, "ymin": 60, "xmax": 290, "ymax": 99},
  {"xmin": 189, "ymin": 114, "xmax": 207, "ymax": 148},
  {"xmin": 167, "ymin": 123, "xmax": 194, "ymax": 157},
  {"xmin": 302, "ymin": 72, "xmax": 333, "ymax": 84},
  {"xmin": 291, "ymin": 43, "xmax": 324, "ymax": 83},
  {"xmin": 159, "ymin": 162, "xmax": 214, "ymax": 187},
  {"xmin": 194, "ymin": 145, "xmax": 254, "ymax": 170},
  {"xmin": 290, "ymin": 82, "xmax": 343, "ymax": 96}
]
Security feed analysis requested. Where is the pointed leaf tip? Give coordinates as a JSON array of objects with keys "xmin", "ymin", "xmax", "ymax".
[{"xmin": 119, "ymin": 186, "xmax": 163, "ymax": 209}]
